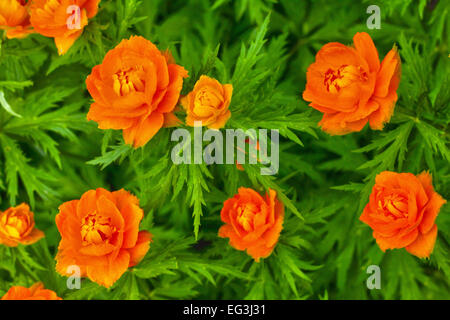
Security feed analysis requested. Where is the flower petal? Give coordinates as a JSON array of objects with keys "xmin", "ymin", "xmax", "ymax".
[{"xmin": 405, "ymin": 224, "xmax": 438, "ymax": 258}]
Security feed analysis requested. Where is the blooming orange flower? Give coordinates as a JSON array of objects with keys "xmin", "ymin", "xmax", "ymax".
[
  {"xmin": 1, "ymin": 282, "xmax": 62, "ymax": 300},
  {"xmin": 360, "ymin": 171, "xmax": 446, "ymax": 258},
  {"xmin": 86, "ymin": 36, "xmax": 188, "ymax": 148},
  {"xmin": 55, "ymin": 188, "xmax": 152, "ymax": 288},
  {"xmin": 303, "ymin": 32, "xmax": 401, "ymax": 135},
  {"xmin": 181, "ymin": 75, "xmax": 232, "ymax": 129},
  {"xmin": 0, "ymin": 0, "xmax": 34, "ymax": 39},
  {"xmin": 219, "ymin": 187, "xmax": 284, "ymax": 262},
  {"xmin": 30, "ymin": 0, "xmax": 101, "ymax": 55},
  {"xmin": 0, "ymin": 203, "xmax": 44, "ymax": 247}
]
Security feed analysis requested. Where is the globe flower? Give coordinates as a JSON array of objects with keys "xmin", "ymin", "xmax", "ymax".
[
  {"xmin": 30, "ymin": 0, "xmax": 101, "ymax": 55},
  {"xmin": 0, "ymin": 203, "xmax": 44, "ymax": 247},
  {"xmin": 360, "ymin": 171, "xmax": 446, "ymax": 258},
  {"xmin": 181, "ymin": 75, "xmax": 232, "ymax": 129},
  {"xmin": 0, "ymin": 0, "xmax": 34, "ymax": 39},
  {"xmin": 55, "ymin": 188, "xmax": 152, "ymax": 288},
  {"xmin": 219, "ymin": 187, "xmax": 284, "ymax": 262},
  {"xmin": 86, "ymin": 35, "xmax": 188, "ymax": 148},
  {"xmin": 1, "ymin": 282, "xmax": 62, "ymax": 300},
  {"xmin": 303, "ymin": 32, "xmax": 401, "ymax": 135}
]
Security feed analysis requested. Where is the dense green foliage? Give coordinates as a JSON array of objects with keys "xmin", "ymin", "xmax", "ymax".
[{"xmin": 0, "ymin": 0, "xmax": 448, "ymax": 300}]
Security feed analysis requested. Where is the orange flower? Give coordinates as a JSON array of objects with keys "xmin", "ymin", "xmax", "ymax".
[
  {"xmin": 0, "ymin": 203, "xmax": 44, "ymax": 247},
  {"xmin": 0, "ymin": 0, "xmax": 34, "ymax": 39},
  {"xmin": 303, "ymin": 32, "xmax": 401, "ymax": 135},
  {"xmin": 55, "ymin": 188, "xmax": 152, "ymax": 288},
  {"xmin": 86, "ymin": 36, "xmax": 188, "ymax": 148},
  {"xmin": 30, "ymin": 0, "xmax": 100, "ymax": 55},
  {"xmin": 360, "ymin": 171, "xmax": 446, "ymax": 258},
  {"xmin": 181, "ymin": 75, "xmax": 232, "ymax": 129},
  {"xmin": 218, "ymin": 187, "xmax": 284, "ymax": 262},
  {"xmin": 1, "ymin": 282, "xmax": 62, "ymax": 300}
]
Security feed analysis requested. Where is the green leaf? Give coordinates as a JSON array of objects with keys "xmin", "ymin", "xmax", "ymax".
[
  {"xmin": 231, "ymin": 14, "xmax": 270, "ymax": 94},
  {"xmin": 0, "ymin": 80, "xmax": 33, "ymax": 92},
  {"xmin": 133, "ymin": 256, "xmax": 178, "ymax": 279},
  {"xmin": 186, "ymin": 164, "xmax": 211, "ymax": 239},
  {"xmin": 87, "ymin": 144, "xmax": 132, "ymax": 170},
  {"xmin": 0, "ymin": 135, "xmax": 57, "ymax": 206},
  {"xmin": 331, "ymin": 182, "xmax": 364, "ymax": 192},
  {"xmin": 416, "ymin": 121, "xmax": 450, "ymax": 162}
]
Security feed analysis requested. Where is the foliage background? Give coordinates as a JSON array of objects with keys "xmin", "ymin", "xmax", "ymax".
[{"xmin": 0, "ymin": 0, "xmax": 448, "ymax": 300}]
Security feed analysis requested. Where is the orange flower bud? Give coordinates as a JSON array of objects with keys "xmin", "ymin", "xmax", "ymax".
[
  {"xmin": 181, "ymin": 75, "xmax": 232, "ymax": 129},
  {"xmin": 219, "ymin": 187, "xmax": 284, "ymax": 262},
  {"xmin": 0, "ymin": 0, "xmax": 34, "ymax": 39},
  {"xmin": 1, "ymin": 282, "xmax": 62, "ymax": 300},
  {"xmin": 360, "ymin": 171, "xmax": 446, "ymax": 258},
  {"xmin": 0, "ymin": 203, "xmax": 44, "ymax": 247}
]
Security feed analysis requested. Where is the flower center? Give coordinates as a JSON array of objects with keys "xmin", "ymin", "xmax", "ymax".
[
  {"xmin": 0, "ymin": 212, "xmax": 29, "ymax": 239},
  {"xmin": 237, "ymin": 203, "xmax": 258, "ymax": 232},
  {"xmin": 324, "ymin": 65, "xmax": 366, "ymax": 93},
  {"xmin": 196, "ymin": 89, "xmax": 221, "ymax": 108},
  {"xmin": 379, "ymin": 194, "xmax": 407, "ymax": 218},
  {"xmin": 81, "ymin": 212, "xmax": 116, "ymax": 245},
  {"xmin": 112, "ymin": 67, "xmax": 145, "ymax": 96}
]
